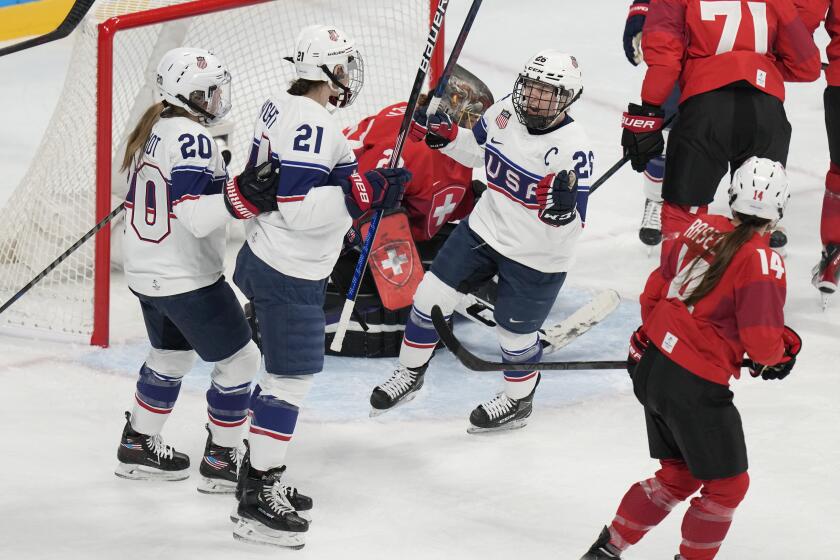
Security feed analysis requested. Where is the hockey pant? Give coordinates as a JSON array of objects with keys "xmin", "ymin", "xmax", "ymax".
[{"xmin": 607, "ymin": 459, "xmax": 749, "ymax": 560}]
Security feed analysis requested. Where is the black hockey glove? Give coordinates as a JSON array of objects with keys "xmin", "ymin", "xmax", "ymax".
[
  {"xmin": 224, "ymin": 161, "xmax": 279, "ymax": 219},
  {"xmin": 623, "ymin": 1, "xmax": 650, "ymax": 66},
  {"xmin": 749, "ymin": 326, "xmax": 802, "ymax": 381},
  {"xmin": 340, "ymin": 168, "xmax": 411, "ymax": 219},
  {"xmin": 535, "ymin": 170, "xmax": 578, "ymax": 227},
  {"xmin": 425, "ymin": 111, "xmax": 459, "ymax": 150},
  {"xmin": 621, "ymin": 103, "xmax": 665, "ymax": 172}
]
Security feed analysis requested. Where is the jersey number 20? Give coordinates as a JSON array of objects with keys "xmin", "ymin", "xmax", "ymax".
[{"xmin": 700, "ymin": 1, "xmax": 768, "ymax": 55}]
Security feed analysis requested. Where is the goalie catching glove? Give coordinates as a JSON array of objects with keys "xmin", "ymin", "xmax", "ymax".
[
  {"xmin": 339, "ymin": 168, "xmax": 411, "ymax": 219},
  {"xmin": 749, "ymin": 326, "xmax": 802, "ymax": 381},
  {"xmin": 536, "ymin": 170, "xmax": 578, "ymax": 227},
  {"xmin": 224, "ymin": 161, "xmax": 279, "ymax": 219}
]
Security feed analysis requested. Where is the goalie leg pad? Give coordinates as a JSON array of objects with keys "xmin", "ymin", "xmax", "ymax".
[
  {"xmin": 248, "ymin": 374, "xmax": 313, "ymax": 472},
  {"xmin": 400, "ymin": 272, "xmax": 461, "ymax": 369},
  {"xmin": 207, "ymin": 341, "xmax": 261, "ymax": 448},
  {"xmin": 498, "ymin": 328, "xmax": 542, "ymax": 400}
]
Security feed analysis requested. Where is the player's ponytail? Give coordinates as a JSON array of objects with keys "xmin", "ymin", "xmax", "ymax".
[
  {"xmin": 683, "ymin": 213, "xmax": 771, "ymax": 307},
  {"xmin": 121, "ymin": 102, "xmax": 165, "ymax": 172}
]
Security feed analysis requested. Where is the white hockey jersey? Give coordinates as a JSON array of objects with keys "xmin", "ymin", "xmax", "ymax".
[
  {"xmin": 244, "ymin": 94, "xmax": 357, "ymax": 281},
  {"xmin": 440, "ymin": 95, "xmax": 593, "ymax": 273},
  {"xmin": 122, "ymin": 115, "xmax": 231, "ymax": 297}
]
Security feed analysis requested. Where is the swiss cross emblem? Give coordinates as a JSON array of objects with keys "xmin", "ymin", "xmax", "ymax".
[
  {"xmin": 328, "ymin": 29, "xmax": 339, "ymax": 41},
  {"xmin": 426, "ymin": 185, "xmax": 466, "ymax": 238},
  {"xmin": 196, "ymin": 56, "xmax": 207, "ymax": 69},
  {"xmin": 371, "ymin": 241, "xmax": 414, "ymax": 287},
  {"xmin": 496, "ymin": 109, "xmax": 511, "ymax": 129}
]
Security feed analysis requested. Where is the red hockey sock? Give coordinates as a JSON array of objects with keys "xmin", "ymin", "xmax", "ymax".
[
  {"xmin": 660, "ymin": 203, "xmax": 708, "ymax": 260},
  {"xmin": 821, "ymin": 163, "xmax": 840, "ymax": 246},
  {"xmin": 679, "ymin": 472, "xmax": 749, "ymax": 560},
  {"xmin": 608, "ymin": 460, "xmax": 701, "ymax": 551}
]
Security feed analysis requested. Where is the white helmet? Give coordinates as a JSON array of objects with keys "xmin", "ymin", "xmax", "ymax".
[
  {"xmin": 512, "ymin": 49, "xmax": 583, "ymax": 130},
  {"xmin": 285, "ymin": 25, "xmax": 364, "ymax": 108},
  {"xmin": 729, "ymin": 157, "xmax": 790, "ymax": 223},
  {"xmin": 156, "ymin": 47, "xmax": 232, "ymax": 124}
]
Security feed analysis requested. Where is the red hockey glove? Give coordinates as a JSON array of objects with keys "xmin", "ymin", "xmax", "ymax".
[
  {"xmin": 409, "ymin": 107, "xmax": 429, "ymax": 142},
  {"xmin": 224, "ymin": 161, "xmax": 279, "ymax": 219},
  {"xmin": 425, "ymin": 111, "xmax": 458, "ymax": 150},
  {"xmin": 536, "ymin": 170, "xmax": 578, "ymax": 227},
  {"xmin": 621, "ymin": 103, "xmax": 664, "ymax": 172},
  {"xmin": 627, "ymin": 326, "xmax": 650, "ymax": 375},
  {"xmin": 749, "ymin": 326, "xmax": 802, "ymax": 380},
  {"xmin": 340, "ymin": 168, "xmax": 411, "ymax": 219}
]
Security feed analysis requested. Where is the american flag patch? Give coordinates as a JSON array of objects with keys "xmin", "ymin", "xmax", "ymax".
[
  {"xmin": 328, "ymin": 29, "xmax": 339, "ymax": 41},
  {"xmin": 496, "ymin": 109, "xmax": 511, "ymax": 129},
  {"xmin": 203, "ymin": 456, "xmax": 229, "ymax": 470},
  {"xmin": 196, "ymin": 56, "xmax": 207, "ymax": 69},
  {"xmin": 121, "ymin": 442, "xmax": 143, "ymax": 450}
]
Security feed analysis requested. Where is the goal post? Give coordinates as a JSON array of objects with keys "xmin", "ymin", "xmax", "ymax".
[{"xmin": 0, "ymin": 0, "xmax": 443, "ymax": 347}]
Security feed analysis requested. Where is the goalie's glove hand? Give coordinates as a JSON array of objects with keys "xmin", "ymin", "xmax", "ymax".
[
  {"xmin": 340, "ymin": 168, "xmax": 411, "ymax": 219},
  {"xmin": 749, "ymin": 326, "xmax": 802, "ymax": 381},
  {"xmin": 425, "ymin": 111, "xmax": 458, "ymax": 150},
  {"xmin": 536, "ymin": 170, "xmax": 578, "ymax": 227},
  {"xmin": 621, "ymin": 102, "xmax": 664, "ymax": 172},
  {"xmin": 224, "ymin": 161, "xmax": 279, "ymax": 219},
  {"xmin": 627, "ymin": 326, "xmax": 650, "ymax": 376},
  {"xmin": 409, "ymin": 107, "xmax": 429, "ymax": 142},
  {"xmin": 623, "ymin": 1, "xmax": 650, "ymax": 66}
]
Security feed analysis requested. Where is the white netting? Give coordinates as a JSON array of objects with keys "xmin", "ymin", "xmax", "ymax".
[{"xmin": 0, "ymin": 0, "xmax": 433, "ymax": 341}]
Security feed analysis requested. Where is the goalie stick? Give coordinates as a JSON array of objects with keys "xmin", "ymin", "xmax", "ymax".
[{"xmin": 0, "ymin": 0, "xmax": 95, "ymax": 58}]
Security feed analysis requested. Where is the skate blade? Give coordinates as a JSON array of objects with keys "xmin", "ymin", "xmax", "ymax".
[
  {"xmin": 230, "ymin": 504, "xmax": 312, "ymax": 524},
  {"xmin": 197, "ymin": 476, "xmax": 236, "ymax": 494},
  {"xmin": 232, "ymin": 519, "xmax": 306, "ymax": 549},
  {"xmin": 369, "ymin": 390, "xmax": 419, "ymax": 418},
  {"xmin": 466, "ymin": 418, "xmax": 529, "ymax": 435},
  {"xmin": 114, "ymin": 462, "xmax": 189, "ymax": 481}
]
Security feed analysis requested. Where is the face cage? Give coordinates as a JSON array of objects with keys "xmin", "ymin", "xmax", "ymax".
[
  {"xmin": 324, "ymin": 52, "xmax": 365, "ymax": 109},
  {"xmin": 512, "ymin": 76, "xmax": 574, "ymax": 130},
  {"xmin": 186, "ymin": 72, "xmax": 232, "ymax": 124}
]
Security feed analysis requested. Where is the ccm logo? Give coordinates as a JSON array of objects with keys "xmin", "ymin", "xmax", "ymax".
[{"xmin": 351, "ymin": 174, "xmax": 370, "ymax": 203}]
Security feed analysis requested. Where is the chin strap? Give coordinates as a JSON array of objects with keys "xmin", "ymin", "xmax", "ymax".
[
  {"xmin": 175, "ymin": 94, "xmax": 217, "ymax": 123},
  {"xmin": 320, "ymin": 64, "xmax": 352, "ymax": 108}
]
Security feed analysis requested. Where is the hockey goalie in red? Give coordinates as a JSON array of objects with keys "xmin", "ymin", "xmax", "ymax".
[{"xmin": 581, "ymin": 158, "xmax": 802, "ymax": 560}]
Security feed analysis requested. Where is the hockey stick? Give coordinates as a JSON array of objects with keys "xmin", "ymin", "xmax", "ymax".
[
  {"xmin": 0, "ymin": 0, "xmax": 95, "ymax": 58},
  {"xmin": 331, "ymin": 0, "xmax": 483, "ymax": 351},
  {"xmin": 589, "ymin": 113, "xmax": 677, "ymax": 195},
  {"xmin": 0, "ymin": 203, "xmax": 125, "ymax": 316},
  {"xmin": 431, "ymin": 305, "xmax": 627, "ymax": 371}
]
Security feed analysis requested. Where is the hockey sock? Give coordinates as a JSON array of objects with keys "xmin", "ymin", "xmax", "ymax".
[
  {"xmin": 661, "ymin": 203, "xmax": 708, "ymax": 258},
  {"xmin": 643, "ymin": 155, "xmax": 665, "ymax": 202},
  {"xmin": 499, "ymin": 330, "xmax": 541, "ymax": 399},
  {"xmin": 248, "ymin": 374, "xmax": 313, "ymax": 472},
  {"xmin": 400, "ymin": 305, "xmax": 448, "ymax": 369},
  {"xmin": 609, "ymin": 460, "xmax": 701, "ymax": 551},
  {"xmin": 131, "ymin": 363, "xmax": 185, "ymax": 436},
  {"xmin": 821, "ymin": 163, "xmax": 840, "ymax": 246},
  {"xmin": 206, "ymin": 342, "xmax": 260, "ymax": 448},
  {"xmin": 679, "ymin": 472, "xmax": 749, "ymax": 560}
]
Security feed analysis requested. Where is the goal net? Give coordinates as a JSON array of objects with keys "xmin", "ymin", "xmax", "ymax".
[{"xmin": 0, "ymin": 0, "xmax": 441, "ymax": 345}]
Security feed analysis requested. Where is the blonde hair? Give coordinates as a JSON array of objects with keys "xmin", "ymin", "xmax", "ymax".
[{"xmin": 120, "ymin": 102, "xmax": 192, "ymax": 171}]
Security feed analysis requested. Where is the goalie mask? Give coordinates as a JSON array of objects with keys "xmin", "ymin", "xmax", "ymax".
[
  {"xmin": 156, "ymin": 48, "xmax": 232, "ymax": 125},
  {"xmin": 286, "ymin": 25, "xmax": 365, "ymax": 109},
  {"xmin": 512, "ymin": 50, "xmax": 583, "ymax": 130},
  {"xmin": 437, "ymin": 64, "xmax": 494, "ymax": 129},
  {"xmin": 729, "ymin": 157, "xmax": 790, "ymax": 224}
]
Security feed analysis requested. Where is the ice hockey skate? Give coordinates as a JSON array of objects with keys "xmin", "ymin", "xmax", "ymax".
[
  {"xmin": 115, "ymin": 412, "xmax": 190, "ymax": 481},
  {"xmin": 639, "ymin": 198, "xmax": 662, "ymax": 248},
  {"xmin": 369, "ymin": 363, "xmax": 428, "ymax": 416},
  {"xmin": 232, "ymin": 465, "xmax": 309, "ymax": 549},
  {"xmin": 467, "ymin": 374, "xmax": 540, "ymax": 434},
  {"xmin": 812, "ymin": 244, "xmax": 840, "ymax": 308},
  {"xmin": 197, "ymin": 425, "xmax": 242, "ymax": 494},
  {"xmin": 580, "ymin": 526, "xmax": 622, "ymax": 559}
]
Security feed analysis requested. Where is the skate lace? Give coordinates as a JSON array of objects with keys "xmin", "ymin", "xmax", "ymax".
[
  {"xmin": 146, "ymin": 434, "xmax": 174, "ymax": 460},
  {"xmin": 265, "ymin": 480, "xmax": 297, "ymax": 515},
  {"xmin": 380, "ymin": 366, "xmax": 416, "ymax": 400},
  {"xmin": 481, "ymin": 393, "xmax": 515, "ymax": 420},
  {"xmin": 640, "ymin": 199, "xmax": 662, "ymax": 229}
]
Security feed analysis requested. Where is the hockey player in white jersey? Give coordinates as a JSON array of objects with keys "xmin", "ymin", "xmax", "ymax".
[
  {"xmin": 370, "ymin": 50, "xmax": 594, "ymax": 433},
  {"xmin": 116, "ymin": 49, "xmax": 278, "ymax": 491},
  {"xmin": 229, "ymin": 25, "xmax": 410, "ymax": 549}
]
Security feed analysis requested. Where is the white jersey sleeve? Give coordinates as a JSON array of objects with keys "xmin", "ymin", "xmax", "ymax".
[{"xmin": 439, "ymin": 115, "xmax": 486, "ymax": 169}]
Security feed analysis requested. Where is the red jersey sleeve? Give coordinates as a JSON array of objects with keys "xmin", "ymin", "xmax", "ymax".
[
  {"xmin": 827, "ymin": 0, "xmax": 840, "ymax": 85},
  {"xmin": 772, "ymin": 0, "xmax": 823, "ymax": 82},
  {"xmin": 733, "ymin": 246, "xmax": 787, "ymax": 366},
  {"xmin": 641, "ymin": 0, "xmax": 687, "ymax": 105},
  {"xmin": 794, "ymin": 0, "xmax": 829, "ymax": 33}
]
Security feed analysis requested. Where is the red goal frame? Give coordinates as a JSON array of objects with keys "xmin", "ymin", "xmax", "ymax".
[{"xmin": 92, "ymin": 0, "xmax": 444, "ymax": 346}]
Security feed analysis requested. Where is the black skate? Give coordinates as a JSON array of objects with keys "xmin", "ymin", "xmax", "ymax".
[
  {"xmin": 197, "ymin": 425, "xmax": 242, "ymax": 494},
  {"xmin": 232, "ymin": 466, "xmax": 309, "ymax": 549},
  {"xmin": 769, "ymin": 227, "xmax": 788, "ymax": 252},
  {"xmin": 369, "ymin": 363, "xmax": 428, "ymax": 416},
  {"xmin": 467, "ymin": 374, "xmax": 540, "ymax": 434},
  {"xmin": 230, "ymin": 443, "xmax": 313, "ymax": 523},
  {"xmin": 812, "ymin": 244, "xmax": 840, "ymax": 309},
  {"xmin": 580, "ymin": 526, "xmax": 622, "ymax": 559},
  {"xmin": 639, "ymin": 198, "xmax": 662, "ymax": 247},
  {"xmin": 115, "ymin": 411, "xmax": 190, "ymax": 481}
]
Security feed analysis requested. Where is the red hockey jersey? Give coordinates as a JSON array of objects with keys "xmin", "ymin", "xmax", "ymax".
[
  {"xmin": 641, "ymin": 0, "xmax": 821, "ymax": 105},
  {"xmin": 794, "ymin": 0, "xmax": 840, "ymax": 86},
  {"xmin": 640, "ymin": 213, "xmax": 787, "ymax": 386},
  {"xmin": 343, "ymin": 102, "xmax": 475, "ymax": 242}
]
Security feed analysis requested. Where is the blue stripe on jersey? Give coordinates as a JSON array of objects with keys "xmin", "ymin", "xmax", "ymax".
[
  {"xmin": 485, "ymin": 144, "xmax": 542, "ymax": 182},
  {"xmin": 171, "ymin": 167, "xmax": 224, "ymax": 202},
  {"xmin": 327, "ymin": 161, "xmax": 357, "ymax": 184},
  {"xmin": 473, "ymin": 116, "xmax": 488, "ymax": 146},
  {"xmin": 277, "ymin": 161, "xmax": 329, "ymax": 197},
  {"xmin": 577, "ymin": 185, "xmax": 590, "ymax": 225}
]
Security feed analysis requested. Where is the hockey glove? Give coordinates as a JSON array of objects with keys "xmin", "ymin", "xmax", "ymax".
[
  {"xmin": 425, "ymin": 111, "xmax": 458, "ymax": 150},
  {"xmin": 622, "ymin": 103, "xmax": 665, "ymax": 173},
  {"xmin": 623, "ymin": 1, "xmax": 650, "ymax": 66},
  {"xmin": 224, "ymin": 161, "xmax": 279, "ymax": 219},
  {"xmin": 749, "ymin": 326, "xmax": 802, "ymax": 381},
  {"xmin": 341, "ymin": 168, "xmax": 411, "ymax": 219},
  {"xmin": 536, "ymin": 170, "xmax": 578, "ymax": 227},
  {"xmin": 409, "ymin": 107, "xmax": 429, "ymax": 142},
  {"xmin": 627, "ymin": 326, "xmax": 650, "ymax": 375}
]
